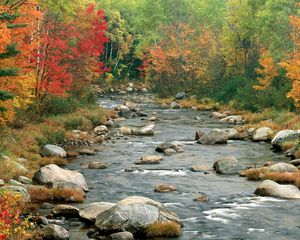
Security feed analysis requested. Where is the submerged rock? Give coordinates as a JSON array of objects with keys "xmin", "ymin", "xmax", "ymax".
[
  {"xmin": 254, "ymin": 180, "xmax": 300, "ymax": 199},
  {"xmin": 33, "ymin": 164, "xmax": 88, "ymax": 192}
]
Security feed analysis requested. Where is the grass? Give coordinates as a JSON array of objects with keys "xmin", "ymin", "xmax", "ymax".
[
  {"xmin": 144, "ymin": 221, "xmax": 182, "ymax": 238},
  {"xmin": 27, "ymin": 185, "xmax": 85, "ymax": 203},
  {"xmin": 158, "ymin": 97, "xmax": 219, "ymax": 110}
]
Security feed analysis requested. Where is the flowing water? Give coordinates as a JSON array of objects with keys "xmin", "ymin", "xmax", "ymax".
[{"xmin": 64, "ymin": 94, "xmax": 300, "ymax": 240}]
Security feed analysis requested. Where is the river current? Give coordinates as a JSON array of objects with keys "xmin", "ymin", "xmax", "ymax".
[{"xmin": 65, "ymin": 94, "xmax": 300, "ymax": 240}]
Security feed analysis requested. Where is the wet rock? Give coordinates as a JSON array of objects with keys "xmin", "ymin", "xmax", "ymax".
[
  {"xmin": 96, "ymin": 196, "xmax": 181, "ymax": 236},
  {"xmin": 40, "ymin": 224, "xmax": 70, "ymax": 240},
  {"xmin": 175, "ymin": 92, "xmax": 189, "ymax": 100},
  {"xmin": 289, "ymin": 159, "xmax": 300, "ymax": 167},
  {"xmin": 271, "ymin": 129, "xmax": 300, "ymax": 151},
  {"xmin": 124, "ymin": 167, "xmax": 140, "ymax": 172},
  {"xmin": 79, "ymin": 149, "xmax": 96, "ymax": 156},
  {"xmin": 135, "ymin": 112, "xmax": 148, "ymax": 117},
  {"xmin": 170, "ymin": 101, "xmax": 180, "ymax": 109},
  {"xmin": 195, "ymin": 130, "xmax": 205, "ymax": 141},
  {"xmin": 88, "ymin": 161, "xmax": 108, "ymax": 169},
  {"xmin": 135, "ymin": 156, "xmax": 163, "ymax": 165},
  {"xmin": 191, "ymin": 165, "xmax": 211, "ymax": 172},
  {"xmin": 133, "ymin": 124, "xmax": 155, "ymax": 136},
  {"xmin": 253, "ymin": 127, "xmax": 274, "ymax": 141},
  {"xmin": 40, "ymin": 203, "xmax": 54, "ymax": 209},
  {"xmin": 268, "ymin": 162, "xmax": 298, "ymax": 173},
  {"xmin": 115, "ymin": 105, "xmax": 130, "ymax": 112},
  {"xmin": 94, "ymin": 125, "xmax": 108, "ymax": 135},
  {"xmin": 148, "ymin": 116, "xmax": 157, "ymax": 121},
  {"xmin": 193, "ymin": 195, "xmax": 209, "ymax": 202},
  {"xmin": 0, "ymin": 186, "xmax": 30, "ymax": 202},
  {"xmin": 109, "ymin": 231, "xmax": 134, "ymax": 240},
  {"xmin": 164, "ymin": 148, "xmax": 177, "ymax": 156},
  {"xmin": 42, "ymin": 144, "xmax": 67, "ymax": 158},
  {"xmin": 79, "ymin": 202, "xmax": 116, "ymax": 222},
  {"xmin": 213, "ymin": 157, "xmax": 246, "ymax": 175},
  {"xmin": 36, "ymin": 216, "xmax": 49, "ymax": 225},
  {"xmin": 52, "ymin": 205, "xmax": 79, "ymax": 218},
  {"xmin": 211, "ymin": 112, "xmax": 226, "ymax": 119},
  {"xmin": 120, "ymin": 126, "xmax": 133, "ymax": 135},
  {"xmin": 156, "ymin": 143, "xmax": 183, "ymax": 153},
  {"xmin": 18, "ymin": 176, "xmax": 32, "ymax": 184},
  {"xmin": 219, "ymin": 115, "xmax": 243, "ymax": 124},
  {"xmin": 198, "ymin": 129, "xmax": 228, "ymax": 145},
  {"xmin": 33, "ymin": 164, "xmax": 88, "ymax": 192},
  {"xmin": 254, "ymin": 180, "xmax": 300, "ymax": 199},
  {"xmin": 155, "ymin": 184, "xmax": 176, "ymax": 193}
]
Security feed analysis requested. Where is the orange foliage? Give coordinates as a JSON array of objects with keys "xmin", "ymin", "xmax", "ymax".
[{"xmin": 280, "ymin": 14, "xmax": 300, "ymax": 107}]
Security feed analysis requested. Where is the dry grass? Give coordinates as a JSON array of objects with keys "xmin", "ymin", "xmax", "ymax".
[
  {"xmin": 241, "ymin": 167, "xmax": 270, "ymax": 181},
  {"xmin": 281, "ymin": 141, "xmax": 297, "ymax": 152},
  {"xmin": 27, "ymin": 185, "xmax": 85, "ymax": 203},
  {"xmin": 157, "ymin": 97, "xmax": 173, "ymax": 105},
  {"xmin": 144, "ymin": 221, "xmax": 182, "ymax": 238},
  {"xmin": 0, "ymin": 159, "xmax": 30, "ymax": 181},
  {"xmin": 262, "ymin": 172, "xmax": 300, "ymax": 187},
  {"xmin": 38, "ymin": 157, "xmax": 68, "ymax": 167}
]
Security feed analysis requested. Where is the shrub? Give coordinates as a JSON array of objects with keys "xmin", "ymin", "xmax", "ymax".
[
  {"xmin": 0, "ymin": 191, "xmax": 30, "ymax": 240},
  {"xmin": 144, "ymin": 221, "xmax": 182, "ymax": 238},
  {"xmin": 36, "ymin": 128, "xmax": 66, "ymax": 147},
  {"xmin": 63, "ymin": 116, "xmax": 84, "ymax": 130}
]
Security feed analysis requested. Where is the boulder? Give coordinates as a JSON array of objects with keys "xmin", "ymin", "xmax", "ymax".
[
  {"xmin": 52, "ymin": 205, "xmax": 80, "ymax": 218},
  {"xmin": 271, "ymin": 130, "xmax": 300, "ymax": 150},
  {"xmin": 79, "ymin": 202, "xmax": 116, "ymax": 222},
  {"xmin": 94, "ymin": 125, "xmax": 108, "ymax": 135},
  {"xmin": 79, "ymin": 149, "xmax": 96, "ymax": 156},
  {"xmin": 198, "ymin": 129, "xmax": 228, "ymax": 145},
  {"xmin": 109, "ymin": 232, "xmax": 134, "ymax": 240},
  {"xmin": 40, "ymin": 224, "xmax": 70, "ymax": 240},
  {"xmin": 133, "ymin": 124, "xmax": 155, "ymax": 136},
  {"xmin": 219, "ymin": 115, "xmax": 243, "ymax": 124},
  {"xmin": 33, "ymin": 164, "xmax": 88, "ymax": 192},
  {"xmin": 156, "ymin": 143, "xmax": 183, "ymax": 153},
  {"xmin": 268, "ymin": 162, "xmax": 298, "ymax": 173},
  {"xmin": 225, "ymin": 128, "xmax": 249, "ymax": 140},
  {"xmin": 170, "ymin": 101, "xmax": 180, "ymax": 109},
  {"xmin": 95, "ymin": 196, "xmax": 181, "ymax": 236},
  {"xmin": 42, "ymin": 145, "xmax": 67, "ymax": 158},
  {"xmin": 253, "ymin": 127, "xmax": 274, "ymax": 141},
  {"xmin": 164, "ymin": 148, "xmax": 177, "ymax": 156},
  {"xmin": 191, "ymin": 165, "xmax": 211, "ymax": 172},
  {"xmin": 135, "ymin": 156, "xmax": 163, "ymax": 165},
  {"xmin": 211, "ymin": 112, "xmax": 226, "ymax": 119},
  {"xmin": 289, "ymin": 159, "xmax": 300, "ymax": 167},
  {"xmin": 174, "ymin": 92, "xmax": 189, "ymax": 100},
  {"xmin": 120, "ymin": 127, "xmax": 133, "ymax": 135},
  {"xmin": 213, "ymin": 157, "xmax": 245, "ymax": 174},
  {"xmin": 254, "ymin": 180, "xmax": 300, "ymax": 199},
  {"xmin": 88, "ymin": 162, "xmax": 108, "ymax": 169},
  {"xmin": 155, "ymin": 184, "xmax": 176, "ymax": 193},
  {"xmin": 0, "ymin": 186, "xmax": 30, "ymax": 202}
]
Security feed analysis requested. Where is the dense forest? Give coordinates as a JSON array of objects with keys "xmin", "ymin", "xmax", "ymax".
[{"xmin": 1, "ymin": 0, "xmax": 300, "ymax": 239}]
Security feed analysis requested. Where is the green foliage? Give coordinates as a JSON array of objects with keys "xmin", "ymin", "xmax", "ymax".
[
  {"xmin": 63, "ymin": 116, "xmax": 84, "ymax": 130},
  {"xmin": 36, "ymin": 128, "xmax": 66, "ymax": 147}
]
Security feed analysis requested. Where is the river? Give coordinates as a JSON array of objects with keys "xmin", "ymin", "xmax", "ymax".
[{"xmin": 65, "ymin": 94, "xmax": 300, "ymax": 240}]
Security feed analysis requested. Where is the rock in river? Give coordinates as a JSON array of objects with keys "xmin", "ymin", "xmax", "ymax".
[
  {"xmin": 271, "ymin": 129, "xmax": 300, "ymax": 150},
  {"xmin": 135, "ymin": 155, "xmax": 163, "ymax": 165},
  {"xmin": 33, "ymin": 164, "xmax": 88, "ymax": 192},
  {"xmin": 197, "ymin": 129, "xmax": 228, "ymax": 145},
  {"xmin": 79, "ymin": 202, "xmax": 116, "ymax": 222},
  {"xmin": 253, "ymin": 127, "xmax": 274, "ymax": 141},
  {"xmin": 109, "ymin": 232, "xmax": 134, "ymax": 240},
  {"xmin": 133, "ymin": 124, "xmax": 155, "ymax": 136},
  {"xmin": 88, "ymin": 161, "xmax": 108, "ymax": 169},
  {"xmin": 52, "ymin": 205, "xmax": 80, "ymax": 218},
  {"xmin": 254, "ymin": 180, "xmax": 300, "ymax": 199},
  {"xmin": 213, "ymin": 157, "xmax": 246, "ymax": 174},
  {"xmin": 156, "ymin": 143, "xmax": 183, "ymax": 153},
  {"xmin": 40, "ymin": 224, "xmax": 70, "ymax": 240},
  {"xmin": 95, "ymin": 196, "xmax": 181, "ymax": 237},
  {"xmin": 155, "ymin": 184, "xmax": 176, "ymax": 193}
]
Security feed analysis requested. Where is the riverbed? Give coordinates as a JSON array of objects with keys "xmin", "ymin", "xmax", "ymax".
[{"xmin": 65, "ymin": 94, "xmax": 300, "ymax": 240}]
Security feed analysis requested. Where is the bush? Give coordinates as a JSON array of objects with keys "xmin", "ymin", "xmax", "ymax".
[
  {"xmin": 36, "ymin": 128, "xmax": 66, "ymax": 147},
  {"xmin": 63, "ymin": 116, "xmax": 84, "ymax": 130}
]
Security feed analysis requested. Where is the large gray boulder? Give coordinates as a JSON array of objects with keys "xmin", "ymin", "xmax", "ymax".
[
  {"xmin": 213, "ymin": 157, "xmax": 246, "ymax": 174},
  {"xmin": 271, "ymin": 130, "xmax": 300, "ymax": 150},
  {"xmin": 42, "ymin": 144, "xmax": 67, "ymax": 158},
  {"xmin": 198, "ymin": 129, "xmax": 228, "ymax": 144},
  {"xmin": 253, "ymin": 127, "xmax": 274, "ymax": 141},
  {"xmin": 41, "ymin": 224, "xmax": 70, "ymax": 240},
  {"xmin": 254, "ymin": 180, "xmax": 300, "ymax": 199},
  {"xmin": 95, "ymin": 196, "xmax": 181, "ymax": 236},
  {"xmin": 79, "ymin": 202, "xmax": 116, "ymax": 222},
  {"xmin": 33, "ymin": 164, "xmax": 88, "ymax": 192}
]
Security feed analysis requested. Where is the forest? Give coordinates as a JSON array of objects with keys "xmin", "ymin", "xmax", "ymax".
[{"xmin": 1, "ymin": 0, "xmax": 300, "ymax": 239}]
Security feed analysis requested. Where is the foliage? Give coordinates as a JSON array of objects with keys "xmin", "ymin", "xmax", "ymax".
[
  {"xmin": 36, "ymin": 128, "xmax": 66, "ymax": 147},
  {"xmin": 0, "ymin": 190, "xmax": 30, "ymax": 240}
]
